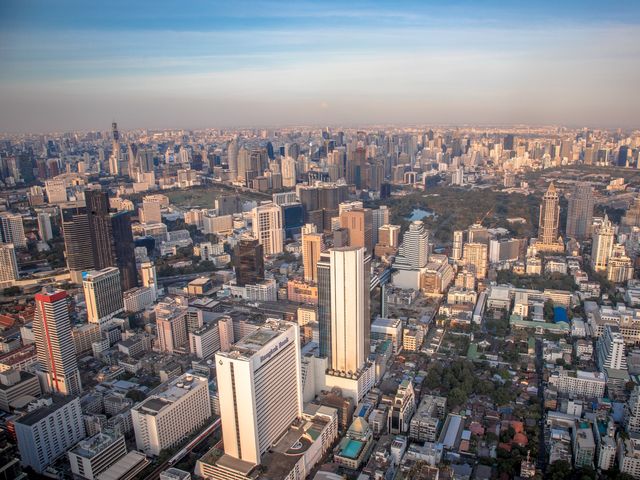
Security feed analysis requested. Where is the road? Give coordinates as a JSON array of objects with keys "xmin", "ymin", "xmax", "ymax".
[
  {"xmin": 157, "ymin": 272, "xmax": 216, "ymax": 284},
  {"xmin": 535, "ymin": 338, "xmax": 547, "ymax": 475}
]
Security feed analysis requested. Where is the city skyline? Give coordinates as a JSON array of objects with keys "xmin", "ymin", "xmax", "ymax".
[{"xmin": 2, "ymin": 0, "xmax": 640, "ymax": 132}]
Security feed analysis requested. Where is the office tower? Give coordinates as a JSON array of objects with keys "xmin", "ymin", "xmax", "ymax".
[
  {"xmin": 155, "ymin": 300, "xmax": 189, "ymax": 353},
  {"xmin": 0, "ymin": 243, "xmax": 19, "ymax": 287},
  {"xmin": 140, "ymin": 261, "xmax": 157, "ymax": 297},
  {"xmin": 83, "ymin": 267, "xmax": 124, "ymax": 326},
  {"xmin": 61, "ymin": 205, "xmax": 94, "ymax": 283},
  {"xmin": 140, "ymin": 199, "xmax": 162, "ymax": 224},
  {"xmin": 68, "ymin": 430, "xmax": 128, "ymax": 480},
  {"xmin": 34, "ymin": 288, "xmax": 82, "ymax": 395},
  {"xmin": 340, "ymin": 208, "xmax": 374, "ymax": 253},
  {"xmin": 281, "ymin": 156, "xmax": 297, "ymax": 187},
  {"xmin": 536, "ymin": 182, "xmax": 564, "ymax": 252},
  {"xmin": 227, "ymin": 139, "xmax": 238, "ymax": 178},
  {"xmin": 233, "ymin": 239, "xmax": 264, "ymax": 286},
  {"xmin": 252, "ymin": 203, "xmax": 284, "ymax": 255},
  {"xmin": 607, "ymin": 244, "xmax": 634, "ymax": 283},
  {"xmin": 463, "ymin": 242, "xmax": 488, "ymax": 279},
  {"xmin": 0, "ymin": 212, "xmax": 26, "ymax": 247},
  {"xmin": 302, "ymin": 231, "xmax": 325, "ymax": 283},
  {"xmin": 132, "ymin": 373, "xmax": 210, "ymax": 456},
  {"xmin": 86, "ymin": 189, "xmax": 113, "ymax": 270},
  {"xmin": 378, "ymin": 224, "xmax": 400, "ymax": 248},
  {"xmin": 329, "ymin": 247, "xmax": 370, "ymax": 373},
  {"xmin": 215, "ymin": 321, "xmax": 302, "ymax": 465},
  {"xmin": 395, "ymin": 221, "xmax": 430, "ymax": 269},
  {"xmin": 317, "ymin": 253, "xmax": 332, "ymax": 359},
  {"xmin": 281, "ymin": 202, "xmax": 304, "ymax": 239},
  {"xmin": 372, "ymin": 206, "xmax": 390, "ymax": 246},
  {"xmin": 566, "ymin": 183, "xmax": 595, "ymax": 239},
  {"xmin": 37, "ymin": 212, "xmax": 53, "ymax": 241},
  {"xmin": 299, "ymin": 183, "xmax": 349, "ymax": 232},
  {"xmin": 468, "ymin": 224, "xmax": 491, "ymax": 245},
  {"xmin": 452, "ymin": 230, "xmax": 465, "ymax": 260},
  {"xmin": 15, "ymin": 397, "xmax": 86, "ymax": 473},
  {"xmin": 503, "ymin": 134, "xmax": 515, "ymax": 151},
  {"xmin": 110, "ymin": 211, "xmax": 138, "ymax": 291},
  {"xmin": 109, "ymin": 122, "xmax": 120, "ymax": 175},
  {"xmin": 592, "ymin": 215, "xmax": 615, "ymax": 272}
]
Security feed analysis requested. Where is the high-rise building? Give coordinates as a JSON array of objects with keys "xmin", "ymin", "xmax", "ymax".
[
  {"xmin": 591, "ymin": 215, "xmax": 615, "ymax": 272},
  {"xmin": 86, "ymin": 189, "xmax": 113, "ymax": 270},
  {"xmin": 140, "ymin": 261, "xmax": 158, "ymax": 297},
  {"xmin": 83, "ymin": 267, "xmax": 124, "ymax": 326},
  {"xmin": 566, "ymin": 183, "xmax": 595, "ymax": 240},
  {"xmin": 463, "ymin": 242, "xmax": 488, "ymax": 279},
  {"xmin": 395, "ymin": 221, "xmax": 430, "ymax": 269},
  {"xmin": 0, "ymin": 212, "xmax": 26, "ymax": 247},
  {"xmin": 328, "ymin": 247, "xmax": 370, "ymax": 374},
  {"xmin": 61, "ymin": 205, "xmax": 94, "ymax": 283},
  {"xmin": 302, "ymin": 230, "xmax": 324, "ymax": 283},
  {"xmin": 109, "ymin": 122, "xmax": 120, "ymax": 176},
  {"xmin": 252, "ymin": 203, "xmax": 283, "ymax": 255},
  {"xmin": 233, "ymin": 238, "xmax": 264, "ymax": 286},
  {"xmin": 607, "ymin": 244, "xmax": 634, "ymax": 283},
  {"xmin": 132, "ymin": 373, "xmax": 210, "ymax": 456},
  {"xmin": 317, "ymin": 252, "xmax": 332, "ymax": 359},
  {"xmin": 155, "ymin": 300, "xmax": 189, "ymax": 354},
  {"xmin": 15, "ymin": 396, "xmax": 86, "ymax": 473},
  {"xmin": 34, "ymin": 288, "xmax": 82, "ymax": 395},
  {"xmin": 0, "ymin": 243, "xmax": 19, "ymax": 288},
  {"xmin": 536, "ymin": 182, "xmax": 563, "ymax": 251},
  {"xmin": 227, "ymin": 139, "xmax": 238, "ymax": 179},
  {"xmin": 596, "ymin": 325, "xmax": 627, "ymax": 371},
  {"xmin": 452, "ymin": 230, "xmax": 465, "ymax": 261},
  {"xmin": 140, "ymin": 199, "xmax": 162, "ymax": 224},
  {"xmin": 37, "ymin": 212, "xmax": 53, "ymax": 241},
  {"xmin": 215, "ymin": 321, "xmax": 302, "ymax": 465},
  {"xmin": 340, "ymin": 208, "xmax": 374, "ymax": 253},
  {"xmin": 110, "ymin": 211, "xmax": 138, "ymax": 291}
]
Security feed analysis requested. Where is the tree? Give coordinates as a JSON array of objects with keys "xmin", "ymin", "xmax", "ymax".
[
  {"xmin": 544, "ymin": 299, "xmax": 555, "ymax": 321},
  {"xmin": 548, "ymin": 460, "xmax": 571, "ymax": 480}
]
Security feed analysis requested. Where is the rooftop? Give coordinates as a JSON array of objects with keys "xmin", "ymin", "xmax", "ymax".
[
  {"xmin": 70, "ymin": 430, "xmax": 122, "ymax": 459},
  {"xmin": 134, "ymin": 373, "xmax": 206, "ymax": 415}
]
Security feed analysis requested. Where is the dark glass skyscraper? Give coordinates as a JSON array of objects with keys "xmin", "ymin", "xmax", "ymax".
[
  {"xmin": 233, "ymin": 239, "xmax": 264, "ymax": 287},
  {"xmin": 60, "ymin": 205, "xmax": 94, "ymax": 284},
  {"xmin": 85, "ymin": 189, "xmax": 113, "ymax": 270},
  {"xmin": 317, "ymin": 253, "xmax": 331, "ymax": 360},
  {"xmin": 110, "ymin": 211, "xmax": 138, "ymax": 291}
]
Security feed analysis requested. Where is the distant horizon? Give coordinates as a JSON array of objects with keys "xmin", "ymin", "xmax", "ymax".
[{"xmin": 2, "ymin": 0, "xmax": 640, "ymax": 133}]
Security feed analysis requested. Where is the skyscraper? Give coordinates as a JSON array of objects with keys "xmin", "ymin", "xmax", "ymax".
[
  {"xmin": 140, "ymin": 261, "xmax": 158, "ymax": 297},
  {"xmin": 452, "ymin": 230, "xmax": 465, "ymax": 261},
  {"xmin": 536, "ymin": 182, "xmax": 563, "ymax": 252},
  {"xmin": 110, "ymin": 211, "xmax": 138, "ymax": 291},
  {"xmin": 463, "ymin": 242, "xmax": 489, "ymax": 279},
  {"xmin": 592, "ymin": 215, "xmax": 615, "ymax": 272},
  {"xmin": 0, "ymin": 212, "xmax": 26, "ymax": 248},
  {"xmin": 83, "ymin": 267, "xmax": 124, "ymax": 326},
  {"xmin": 394, "ymin": 221, "xmax": 430, "ymax": 269},
  {"xmin": 328, "ymin": 247, "xmax": 370, "ymax": 374},
  {"xmin": 317, "ymin": 252, "xmax": 332, "ymax": 359},
  {"xmin": 61, "ymin": 204, "xmax": 94, "ymax": 283},
  {"xmin": 233, "ymin": 239, "xmax": 264, "ymax": 287},
  {"xmin": 37, "ymin": 212, "xmax": 53, "ymax": 241},
  {"xmin": 566, "ymin": 182, "xmax": 595, "ymax": 240},
  {"xmin": 34, "ymin": 288, "xmax": 82, "ymax": 395},
  {"xmin": 86, "ymin": 189, "xmax": 113, "ymax": 270},
  {"xmin": 227, "ymin": 139, "xmax": 238, "ymax": 179},
  {"xmin": 109, "ymin": 122, "xmax": 120, "ymax": 175},
  {"xmin": 252, "ymin": 203, "xmax": 283, "ymax": 255},
  {"xmin": 215, "ymin": 321, "xmax": 302, "ymax": 466},
  {"xmin": 302, "ymin": 230, "xmax": 324, "ymax": 283},
  {"xmin": 339, "ymin": 208, "xmax": 374, "ymax": 254},
  {"xmin": 0, "ymin": 243, "xmax": 19, "ymax": 287},
  {"xmin": 155, "ymin": 301, "xmax": 189, "ymax": 354}
]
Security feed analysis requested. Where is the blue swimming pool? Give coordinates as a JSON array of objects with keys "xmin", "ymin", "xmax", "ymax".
[{"xmin": 341, "ymin": 439, "xmax": 364, "ymax": 459}]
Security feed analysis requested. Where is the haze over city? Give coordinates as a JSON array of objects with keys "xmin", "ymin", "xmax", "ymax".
[{"xmin": 2, "ymin": 0, "xmax": 640, "ymax": 132}]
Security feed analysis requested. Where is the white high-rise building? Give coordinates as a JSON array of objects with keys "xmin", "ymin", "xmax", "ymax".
[
  {"xmin": 15, "ymin": 397, "xmax": 86, "ymax": 473},
  {"xmin": 37, "ymin": 212, "xmax": 53, "ymax": 241},
  {"xmin": 452, "ymin": 230, "xmax": 464, "ymax": 261},
  {"xmin": 0, "ymin": 212, "xmax": 26, "ymax": 247},
  {"xmin": 592, "ymin": 214, "xmax": 615, "ymax": 272},
  {"xmin": 329, "ymin": 247, "xmax": 370, "ymax": 374},
  {"xmin": 140, "ymin": 261, "xmax": 157, "ymax": 298},
  {"xmin": 394, "ymin": 221, "xmax": 430, "ymax": 269},
  {"xmin": 215, "ymin": 321, "xmax": 302, "ymax": 466},
  {"xmin": 132, "ymin": 373, "xmax": 210, "ymax": 456},
  {"xmin": 155, "ymin": 300, "xmax": 189, "ymax": 354},
  {"xmin": 83, "ymin": 267, "xmax": 124, "ymax": 326},
  {"xmin": 68, "ymin": 430, "xmax": 128, "ymax": 480},
  {"xmin": 34, "ymin": 288, "xmax": 82, "ymax": 396},
  {"xmin": 372, "ymin": 206, "xmax": 390, "ymax": 246},
  {"xmin": 597, "ymin": 325, "xmax": 627, "ymax": 371},
  {"xmin": 0, "ymin": 243, "xmax": 19, "ymax": 287},
  {"xmin": 252, "ymin": 203, "xmax": 284, "ymax": 255}
]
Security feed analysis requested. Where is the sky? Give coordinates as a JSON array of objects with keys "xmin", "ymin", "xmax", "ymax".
[{"xmin": 1, "ymin": 0, "xmax": 639, "ymax": 133}]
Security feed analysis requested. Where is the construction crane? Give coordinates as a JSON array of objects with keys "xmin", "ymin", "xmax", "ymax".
[{"xmin": 476, "ymin": 204, "xmax": 495, "ymax": 226}]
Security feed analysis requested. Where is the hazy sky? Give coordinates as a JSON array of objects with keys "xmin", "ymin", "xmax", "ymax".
[{"xmin": 1, "ymin": 0, "xmax": 639, "ymax": 133}]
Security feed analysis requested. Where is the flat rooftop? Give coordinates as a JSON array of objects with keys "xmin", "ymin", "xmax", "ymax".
[
  {"xmin": 70, "ymin": 431, "xmax": 121, "ymax": 459},
  {"xmin": 134, "ymin": 373, "xmax": 206, "ymax": 415}
]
